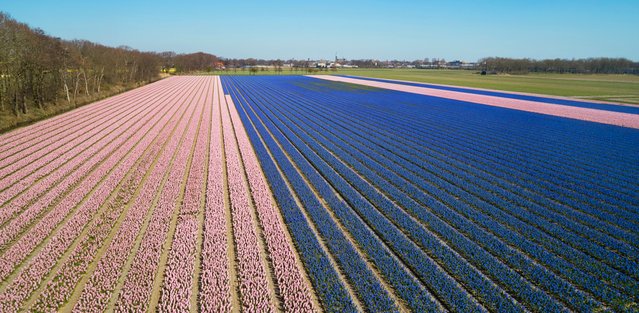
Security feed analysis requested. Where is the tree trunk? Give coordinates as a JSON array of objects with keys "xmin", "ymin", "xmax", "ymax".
[
  {"xmin": 21, "ymin": 92, "xmax": 27, "ymax": 114},
  {"xmin": 0, "ymin": 77, "xmax": 5, "ymax": 112},
  {"xmin": 39, "ymin": 79, "xmax": 45, "ymax": 108},
  {"xmin": 82, "ymin": 69, "xmax": 90, "ymax": 96},
  {"xmin": 63, "ymin": 81, "xmax": 71, "ymax": 104},
  {"xmin": 61, "ymin": 70, "xmax": 71, "ymax": 104},
  {"xmin": 73, "ymin": 72, "xmax": 80, "ymax": 107},
  {"xmin": 34, "ymin": 74, "xmax": 44, "ymax": 110},
  {"xmin": 96, "ymin": 68, "xmax": 104, "ymax": 93},
  {"xmin": 129, "ymin": 62, "xmax": 136, "ymax": 83},
  {"xmin": 92, "ymin": 73, "xmax": 98, "ymax": 94},
  {"xmin": 12, "ymin": 88, "xmax": 19, "ymax": 116}
]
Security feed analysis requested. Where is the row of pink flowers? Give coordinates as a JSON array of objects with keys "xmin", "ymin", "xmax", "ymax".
[
  {"xmin": 0, "ymin": 78, "xmax": 195, "ymax": 262},
  {"xmin": 0, "ymin": 78, "xmax": 188, "ymax": 199},
  {"xmin": 0, "ymin": 78, "xmax": 172, "ymax": 169},
  {"xmin": 316, "ymin": 75, "xmax": 639, "ymax": 129},
  {"xmin": 114, "ymin": 78, "xmax": 208, "ymax": 311},
  {"xmin": 226, "ymin": 94, "xmax": 316, "ymax": 312},
  {"xmin": 0, "ymin": 79, "xmax": 186, "ymax": 225},
  {"xmin": 0, "ymin": 76, "xmax": 185, "ymax": 311},
  {"xmin": 74, "ymin": 77, "xmax": 204, "ymax": 312},
  {"xmin": 28, "ymin": 77, "xmax": 201, "ymax": 312},
  {"xmin": 0, "ymin": 78, "xmax": 173, "ymax": 155},
  {"xmin": 198, "ymin": 77, "xmax": 233, "ymax": 312},
  {"xmin": 159, "ymin": 77, "xmax": 214, "ymax": 311},
  {"xmin": 0, "ymin": 76, "xmax": 316, "ymax": 312},
  {"xmin": 221, "ymin": 82, "xmax": 275, "ymax": 313}
]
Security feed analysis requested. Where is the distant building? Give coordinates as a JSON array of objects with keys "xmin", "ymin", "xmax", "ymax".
[
  {"xmin": 446, "ymin": 60, "xmax": 477, "ymax": 69},
  {"xmin": 316, "ymin": 62, "xmax": 328, "ymax": 68},
  {"xmin": 448, "ymin": 60, "xmax": 463, "ymax": 68},
  {"xmin": 461, "ymin": 62, "xmax": 477, "ymax": 69}
]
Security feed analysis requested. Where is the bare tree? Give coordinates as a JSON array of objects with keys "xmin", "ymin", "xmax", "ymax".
[{"xmin": 0, "ymin": 12, "xmax": 168, "ymax": 120}]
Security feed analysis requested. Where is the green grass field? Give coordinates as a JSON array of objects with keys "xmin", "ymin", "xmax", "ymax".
[
  {"xmin": 206, "ymin": 68, "xmax": 639, "ymax": 105},
  {"xmin": 333, "ymin": 69, "xmax": 639, "ymax": 104}
]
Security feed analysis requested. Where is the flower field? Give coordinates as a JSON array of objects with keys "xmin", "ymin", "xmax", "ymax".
[
  {"xmin": 222, "ymin": 75, "xmax": 639, "ymax": 312},
  {"xmin": 0, "ymin": 76, "xmax": 315, "ymax": 312},
  {"xmin": 0, "ymin": 74, "xmax": 637, "ymax": 312}
]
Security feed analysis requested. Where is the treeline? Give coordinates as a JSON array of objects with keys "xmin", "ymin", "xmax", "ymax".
[
  {"xmin": 479, "ymin": 57, "xmax": 639, "ymax": 74},
  {"xmin": 223, "ymin": 58, "xmax": 294, "ymax": 68},
  {"xmin": 160, "ymin": 51, "xmax": 219, "ymax": 72},
  {"xmin": 217, "ymin": 57, "xmax": 639, "ymax": 75},
  {"xmin": 0, "ymin": 12, "xmax": 160, "ymax": 116},
  {"xmin": 0, "ymin": 12, "xmax": 218, "ymax": 119}
]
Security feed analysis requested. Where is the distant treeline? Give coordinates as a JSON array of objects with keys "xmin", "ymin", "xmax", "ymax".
[
  {"xmin": 479, "ymin": 57, "xmax": 638, "ymax": 74},
  {"xmin": 162, "ymin": 51, "xmax": 220, "ymax": 73},
  {"xmin": 0, "ymin": 12, "xmax": 217, "ymax": 117},
  {"xmin": 219, "ymin": 57, "xmax": 639, "ymax": 75}
]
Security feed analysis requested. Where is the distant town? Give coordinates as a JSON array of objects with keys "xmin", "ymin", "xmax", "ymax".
[
  {"xmin": 309, "ymin": 58, "xmax": 477, "ymax": 69},
  {"xmin": 222, "ymin": 57, "xmax": 478, "ymax": 71}
]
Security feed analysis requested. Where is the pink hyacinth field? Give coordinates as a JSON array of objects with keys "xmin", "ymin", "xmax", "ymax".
[{"xmin": 0, "ymin": 76, "xmax": 316, "ymax": 312}]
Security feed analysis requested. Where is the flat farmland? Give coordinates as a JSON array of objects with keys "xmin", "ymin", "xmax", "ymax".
[{"xmin": 0, "ymin": 74, "xmax": 638, "ymax": 312}]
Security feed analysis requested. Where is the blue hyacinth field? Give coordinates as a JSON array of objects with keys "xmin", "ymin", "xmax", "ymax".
[{"xmin": 222, "ymin": 75, "xmax": 639, "ymax": 313}]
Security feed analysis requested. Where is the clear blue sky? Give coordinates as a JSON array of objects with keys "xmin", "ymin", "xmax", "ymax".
[{"xmin": 1, "ymin": 0, "xmax": 637, "ymax": 61}]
